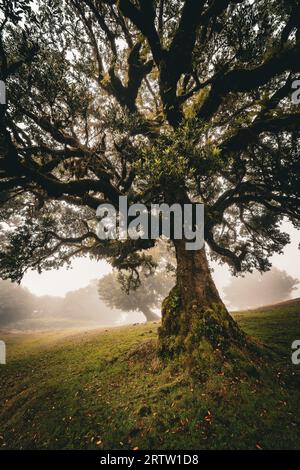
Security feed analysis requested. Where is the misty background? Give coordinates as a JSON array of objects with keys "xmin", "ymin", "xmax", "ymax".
[
  {"xmin": 0, "ymin": 222, "xmax": 298, "ymax": 331},
  {"xmin": 0, "ymin": 266, "xmax": 298, "ymax": 331}
]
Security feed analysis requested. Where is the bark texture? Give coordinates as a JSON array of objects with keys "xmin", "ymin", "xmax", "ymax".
[{"xmin": 159, "ymin": 240, "xmax": 247, "ymax": 369}]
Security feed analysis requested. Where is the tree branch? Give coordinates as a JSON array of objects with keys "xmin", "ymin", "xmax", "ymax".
[{"xmin": 198, "ymin": 43, "xmax": 300, "ymax": 121}]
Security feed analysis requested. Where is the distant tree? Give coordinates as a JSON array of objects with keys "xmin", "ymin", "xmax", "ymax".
[
  {"xmin": 61, "ymin": 280, "xmax": 123, "ymax": 324},
  {"xmin": 0, "ymin": 279, "xmax": 34, "ymax": 327},
  {"xmin": 224, "ymin": 268, "xmax": 299, "ymax": 310},
  {"xmin": 98, "ymin": 244, "xmax": 175, "ymax": 322},
  {"xmin": 98, "ymin": 270, "xmax": 173, "ymax": 322}
]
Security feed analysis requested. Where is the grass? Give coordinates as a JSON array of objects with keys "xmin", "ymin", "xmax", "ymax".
[{"xmin": 0, "ymin": 299, "xmax": 300, "ymax": 450}]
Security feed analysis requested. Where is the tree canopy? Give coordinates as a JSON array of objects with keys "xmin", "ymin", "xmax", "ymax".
[
  {"xmin": 0, "ymin": 0, "xmax": 299, "ymax": 282},
  {"xmin": 0, "ymin": 1, "xmax": 299, "ymax": 356}
]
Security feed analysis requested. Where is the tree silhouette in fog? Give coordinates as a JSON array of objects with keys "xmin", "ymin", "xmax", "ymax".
[
  {"xmin": 224, "ymin": 268, "xmax": 299, "ymax": 310},
  {"xmin": 98, "ymin": 244, "xmax": 175, "ymax": 322}
]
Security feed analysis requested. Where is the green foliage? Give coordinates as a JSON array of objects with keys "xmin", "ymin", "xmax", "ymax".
[
  {"xmin": 134, "ymin": 119, "xmax": 223, "ymax": 189},
  {"xmin": 0, "ymin": 215, "xmax": 58, "ymax": 282},
  {"xmin": 0, "ymin": 0, "xmax": 299, "ymax": 284}
]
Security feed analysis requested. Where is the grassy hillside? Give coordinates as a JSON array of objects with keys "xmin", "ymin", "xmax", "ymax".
[{"xmin": 0, "ymin": 300, "xmax": 300, "ymax": 450}]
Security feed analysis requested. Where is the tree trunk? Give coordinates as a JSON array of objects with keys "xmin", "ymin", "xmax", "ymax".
[
  {"xmin": 173, "ymin": 239, "xmax": 224, "ymax": 307},
  {"xmin": 158, "ymin": 240, "xmax": 247, "ymax": 369},
  {"xmin": 141, "ymin": 307, "xmax": 160, "ymax": 323}
]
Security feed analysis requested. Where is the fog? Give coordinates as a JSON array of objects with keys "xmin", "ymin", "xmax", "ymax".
[
  {"xmin": 0, "ymin": 222, "xmax": 298, "ymax": 331},
  {"xmin": 0, "ymin": 280, "xmax": 142, "ymax": 331},
  {"xmin": 0, "ymin": 264, "xmax": 299, "ymax": 331},
  {"xmin": 224, "ymin": 268, "xmax": 299, "ymax": 310}
]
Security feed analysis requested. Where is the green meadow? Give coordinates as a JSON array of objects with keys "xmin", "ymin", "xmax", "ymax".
[{"xmin": 0, "ymin": 299, "xmax": 300, "ymax": 450}]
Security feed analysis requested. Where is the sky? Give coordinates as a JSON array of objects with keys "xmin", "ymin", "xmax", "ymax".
[
  {"xmin": 22, "ymin": 258, "xmax": 112, "ymax": 297},
  {"xmin": 22, "ymin": 221, "xmax": 300, "ymax": 300}
]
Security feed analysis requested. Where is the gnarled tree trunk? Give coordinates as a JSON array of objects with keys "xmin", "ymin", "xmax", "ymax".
[
  {"xmin": 141, "ymin": 307, "xmax": 160, "ymax": 323},
  {"xmin": 159, "ymin": 240, "xmax": 247, "ymax": 371}
]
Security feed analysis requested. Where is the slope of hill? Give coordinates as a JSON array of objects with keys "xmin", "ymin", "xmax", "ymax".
[
  {"xmin": 0, "ymin": 301, "xmax": 300, "ymax": 450},
  {"xmin": 233, "ymin": 298, "xmax": 300, "ymax": 358},
  {"xmin": 235, "ymin": 297, "xmax": 300, "ymax": 313}
]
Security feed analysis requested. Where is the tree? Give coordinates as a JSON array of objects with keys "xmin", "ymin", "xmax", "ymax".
[
  {"xmin": 0, "ymin": 1, "xmax": 300, "ymax": 365},
  {"xmin": 61, "ymin": 280, "xmax": 124, "ymax": 324},
  {"xmin": 224, "ymin": 267, "xmax": 299, "ymax": 310},
  {"xmin": 98, "ymin": 244, "xmax": 175, "ymax": 322},
  {"xmin": 98, "ymin": 272, "xmax": 161, "ymax": 322}
]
